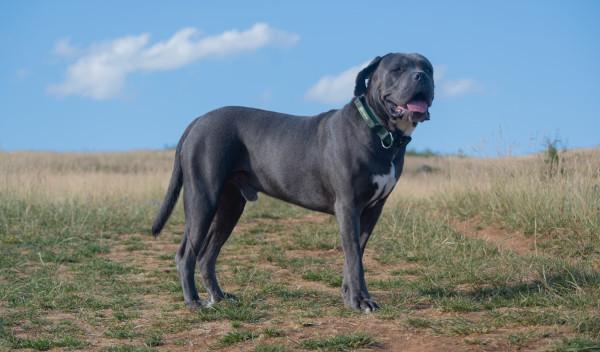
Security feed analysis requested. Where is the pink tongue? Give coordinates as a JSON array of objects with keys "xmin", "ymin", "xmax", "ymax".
[{"xmin": 406, "ymin": 100, "xmax": 428, "ymax": 113}]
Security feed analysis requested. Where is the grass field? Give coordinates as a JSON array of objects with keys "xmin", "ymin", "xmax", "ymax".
[{"xmin": 1, "ymin": 148, "xmax": 599, "ymax": 351}]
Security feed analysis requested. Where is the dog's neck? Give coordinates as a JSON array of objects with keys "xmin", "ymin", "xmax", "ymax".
[
  {"xmin": 391, "ymin": 119, "xmax": 417, "ymax": 136},
  {"xmin": 352, "ymin": 98, "xmax": 416, "ymax": 154},
  {"xmin": 363, "ymin": 94, "xmax": 417, "ymax": 137}
]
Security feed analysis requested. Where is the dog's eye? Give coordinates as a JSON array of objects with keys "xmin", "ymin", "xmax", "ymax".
[{"xmin": 392, "ymin": 67, "xmax": 404, "ymax": 73}]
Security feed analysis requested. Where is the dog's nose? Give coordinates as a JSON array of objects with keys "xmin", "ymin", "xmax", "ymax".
[{"xmin": 413, "ymin": 71, "xmax": 425, "ymax": 81}]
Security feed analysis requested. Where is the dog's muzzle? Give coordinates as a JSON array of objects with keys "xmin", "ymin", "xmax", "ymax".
[{"xmin": 386, "ymin": 99, "xmax": 430, "ymax": 123}]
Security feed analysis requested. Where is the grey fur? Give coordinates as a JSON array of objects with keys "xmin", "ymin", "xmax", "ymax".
[{"xmin": 152, "ymin": 53, "xmax": 435, "ymax": 312}]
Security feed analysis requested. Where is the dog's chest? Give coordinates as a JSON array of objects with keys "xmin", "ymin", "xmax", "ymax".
[{"xmin": 367, "ymin": 162, "xmax": 398, "ymax": 205}]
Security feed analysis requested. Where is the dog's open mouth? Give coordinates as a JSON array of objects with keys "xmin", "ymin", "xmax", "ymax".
[{"xmin": 387, "ymin": 92, "xmax": 430, "ymax": 122}]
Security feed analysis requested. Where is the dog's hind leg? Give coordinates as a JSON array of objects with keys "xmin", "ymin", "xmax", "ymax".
[
  {"xmin": 197, "ymin": 182, "xmax": 246, "ymax": 306},
  {"xmin": 176, "ymin": 170, "xmax": 221, "ymax": 309},
  {"xmin": 175, "ymin": 224, "xmax": 203, "ymax": 308}
]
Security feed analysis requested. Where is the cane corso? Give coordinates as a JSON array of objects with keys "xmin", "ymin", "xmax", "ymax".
[{"xmin": 152, "ymin": 53, "xmax": 435, "ymax": 312}]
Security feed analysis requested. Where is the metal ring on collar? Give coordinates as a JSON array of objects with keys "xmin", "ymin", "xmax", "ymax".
[{"xmin": 381, "ymin": 132, "xmax": 394, "ymax": 149}]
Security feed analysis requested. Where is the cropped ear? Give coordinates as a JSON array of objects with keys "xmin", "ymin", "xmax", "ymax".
[{"xmin": 354, "ymin": 56, "xmax": 383, "ymax": 96}]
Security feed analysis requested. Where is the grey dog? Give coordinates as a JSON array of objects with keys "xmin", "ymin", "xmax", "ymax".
[{"xmin": 152, "ymin": 53, "xmax": 435, "ymax": 312}]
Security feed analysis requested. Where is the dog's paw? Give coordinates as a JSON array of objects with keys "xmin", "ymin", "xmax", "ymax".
[
  {"xmin": 348, "ymin": 296, "xmax": 379, "ymax": 313},
  {"xmin": 205, "ymin": 292, "xmax": 238, "ymax": 307},
  {"xmin": 341, "ymin": 283, "xmax": 379, "ymax": 313},
  {"xmin": 344, "ymin": 293, "xmax": 379, "ymax": 313},
  {"xmin": 184, "ymin": 299, "xmax": 205, "ymax": 310},
  {"xmin": 222, "ymin": 292, "xmax": 239, "ymax": 301},
  {"xmin": 358, "ymin": 298, "xmax": 379, "ymax": 313}
]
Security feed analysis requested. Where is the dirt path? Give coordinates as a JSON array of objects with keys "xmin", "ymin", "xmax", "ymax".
[
  {"xmin": 93, "ymin": 214, "xmax": 497, "ymax": 351},
  {"xmin": 450, "ymin": 217, "xmax": 536, "ymax": 256}
]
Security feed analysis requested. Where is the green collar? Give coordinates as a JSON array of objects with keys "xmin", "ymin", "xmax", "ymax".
[{"xmin": 353, "ymin": 95, "xmax": 411, "ymax": 149}]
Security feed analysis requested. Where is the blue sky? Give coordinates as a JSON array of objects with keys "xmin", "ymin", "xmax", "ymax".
[{"xmin": 1, "ymin": 1, "xmax": 599, "ymax": 156}]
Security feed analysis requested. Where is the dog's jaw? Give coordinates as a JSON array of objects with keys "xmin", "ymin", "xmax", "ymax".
[{"xmin": 365, "ymin": 93, "xmax": 418, "ymax": 137}]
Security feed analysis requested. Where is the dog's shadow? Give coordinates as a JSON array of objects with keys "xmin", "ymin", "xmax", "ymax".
[{"xmin": 418, "ymin": 265, "xmax": 600, "ymax": 306}]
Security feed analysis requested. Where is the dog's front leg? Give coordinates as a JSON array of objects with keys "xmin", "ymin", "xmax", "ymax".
[
  {"xmin": 340, "ymin": 203, "xmax": 385, "ymax": 308},
  {"xmin": 334, "ymin": 202, "xmax": 379, "ymax": 312}
]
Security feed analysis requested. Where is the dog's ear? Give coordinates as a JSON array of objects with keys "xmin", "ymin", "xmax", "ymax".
[{"xmin": 354, "ymin": 56, "xmax": 383, "ymax": 96}]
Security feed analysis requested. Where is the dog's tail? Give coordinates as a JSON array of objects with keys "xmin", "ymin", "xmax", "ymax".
[
  {"xmin": 151, "ymin": 120, "xmax": 196, "ymax": 236},
  {"xmin": 151, "ymin": 148, "xmax": 183, "ymax": 236}
]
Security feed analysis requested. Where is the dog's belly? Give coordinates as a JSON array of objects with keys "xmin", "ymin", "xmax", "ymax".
[
  {"xmin": 249, "ymin": 165, "xmax": 334, "ymax": 213},
  {"xmin": 227, "ymin": 113, "xmax": 334, "ymax": 213}
]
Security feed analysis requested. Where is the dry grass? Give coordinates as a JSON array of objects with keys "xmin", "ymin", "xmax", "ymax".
[
  {"xmin": 394, "ymin": 149, "xmax": 600, "ymax": 253},
  {"xmin": 394, "ymin": 148, "xmax": 600, "ymax": 200},
  {"xmin": 3, "ymin": 147, "xmax": 598, "ymax": 208},
  {"xmin": 0, "ymin": 151, "xmax": 174, "ymax": 201}
]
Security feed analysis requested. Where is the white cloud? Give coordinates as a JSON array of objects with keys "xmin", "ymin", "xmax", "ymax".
[
  {"xmin": 53, "ymin": 38, "xmax": 78, "ymax": 57},
  {"xmin": 48, "ymin": 23, "xmax": 299, "ymax": 100},
  {"xmin": 305, "ymin": 61, "xmax": 370, "ymax": 104},
  {"xmin": 434, "ymin": 64, "xmax": 482, "ymax": 97},
  {"xmin": 306, "ymin": 61, "xmax": 482, "ymax": 105},
  {"xmin": 440, "ymin": 79, "xmax": 480, "ymax": 97}
]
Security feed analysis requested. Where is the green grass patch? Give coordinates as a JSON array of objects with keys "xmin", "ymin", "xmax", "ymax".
[
  {"xmin": 10, "ymin": 335, "xmax": 88, "ymax": 351},
  {"xmin": 553, "ymin": 337, "xmax": 600, "ymax": 352},
  {"xmin": 255, "ymin": 343, "xmax": 286, "ymax": 352},
  {"xmin": 217, "ymin": 329, "xmax": 257, "ymax": 347},
  {"xmin": 300, "ymin": 333, "xmax": 377, "ymax": 351},
  {"xmin": 286, "ymin": 221, "xmax": 338, "ymax": 250},
  {"xmin": 507, "ymin": 331, "xmax": 539, "ymax": 348},
  {"xmin": 576, "ymin": 315, "xmax": 600, "ymax": 339},
  {"xmin": 194, "ymin": 299, "xmax": 264, "ymax": 323},
  {"xmin": 406, "ymin": 316, "xmax": 494, "ymax": 336},
  {"xmin": 105, "ymin": 322, "xmax": 138, "ymax": 339},
  {"xmin": 143, "ymin": 331, "xmax": 164, "ymax": 347},
  {"xmin": 102, "ymin": 346, "xmax": 156, "ymax": 352},
  {"xmin": 301, "ymin": 268, "xmax": 342, "ymax": 287},
  {"xmin": 262, "ymin": 327, "xmax": 285, "ymax": 337}
]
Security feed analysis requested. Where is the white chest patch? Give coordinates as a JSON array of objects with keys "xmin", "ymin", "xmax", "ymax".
[{"xmin": 368, "ymin": 162, "xmax": 397, "ymax": 205}]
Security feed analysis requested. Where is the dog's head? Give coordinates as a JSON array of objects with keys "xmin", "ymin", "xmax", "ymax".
[{"xmin": 355, "ymin": 53, "xmax": 434, "ymax": 129}]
